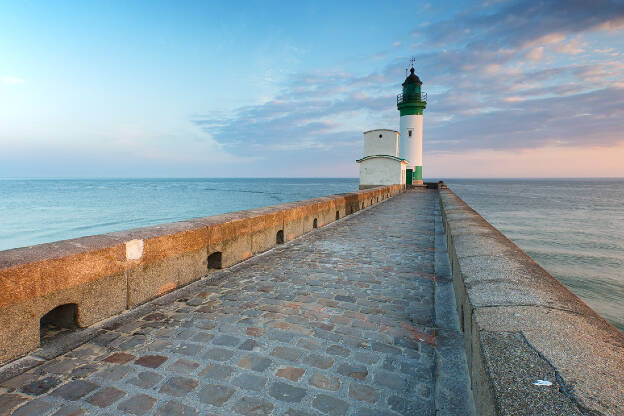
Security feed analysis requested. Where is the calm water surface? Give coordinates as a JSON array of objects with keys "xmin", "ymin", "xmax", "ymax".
[
  {"xmin": 0, "ymin": 178, "xmax": 358, "ymax": 251},
  {"xmin": 1, "ymin": 177, "xmax": 622, "ymax": 331},
  {"xmin": 444, "ymin": 179, "xmax": 624, "ymax": 332}
]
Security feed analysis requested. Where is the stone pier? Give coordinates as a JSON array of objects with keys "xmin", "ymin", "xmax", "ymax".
[{"xmin": 0, "ymin": 189, "xmax": 474, "ymax": 416}]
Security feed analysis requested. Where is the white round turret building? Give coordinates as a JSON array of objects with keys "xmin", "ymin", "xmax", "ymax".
[{"xmin": 356, "ymin": 129, "xmax": 407, "ymax": 189}]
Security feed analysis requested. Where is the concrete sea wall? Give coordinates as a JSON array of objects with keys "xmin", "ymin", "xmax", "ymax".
[
  {"xmin": 439, "ymin": 185, "xmax": 624, "ymax": 416},
  {"xmin": 0, "ymin": 185, "xmax": 404, "ymax": 366}
]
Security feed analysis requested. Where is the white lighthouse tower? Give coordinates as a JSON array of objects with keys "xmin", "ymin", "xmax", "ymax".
[{"xmin": 397, "ymin": 67, "xmax": 427, "ymax": 185}]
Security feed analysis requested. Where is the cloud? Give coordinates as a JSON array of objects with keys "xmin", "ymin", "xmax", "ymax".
[
  {"xmin": 525, "ymin": 47, "xmax": 544, "ymax": 62},
  {"xmin": 193, "ymin": 0, "xmax": 624, "ymax": 169},
  {"xmin": 412, "ymin": 0, "xmax": 624, "ymax": 73},
  {"xmin": 426, "ymin": 87, "xmax": 624, "ymax": 152},
  {"xmin": 551, "ymin": 38, "xmax": 585, "ymax": 55},
  {"xmin": 453, "ymin": 0, "xmax": 622, "ymax": 48}
]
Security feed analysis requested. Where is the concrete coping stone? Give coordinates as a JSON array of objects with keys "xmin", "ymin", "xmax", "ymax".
[{"xmin": 0, "ymin": 234, "xmax": 126, "ymax": 269}]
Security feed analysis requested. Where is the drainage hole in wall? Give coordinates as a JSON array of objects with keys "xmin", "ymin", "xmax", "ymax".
[
  {"xmin": 276, "ymin": 230, "xmax": 284, "ymax": 244},
  {"xmin": 208, "ymin": 251, "xmax": 222, "ymax": 269},
  {"xmin": 313, "ymin": 218, "xmax": 318, "ymax": 229},
  {"xmin": 40, "ymin": 303, "xmax": 78, "ymax": 343},
  {"xmin": 335, "ymin": 211, "xmax": 339, "ymax": 220}
]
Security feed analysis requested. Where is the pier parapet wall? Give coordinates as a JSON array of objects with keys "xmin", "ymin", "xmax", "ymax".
[
  {"xmin": 439, "ymin": 185, "xmax": 624, "ymax": 416},
  {"xmin": 0, "ymin": 185, "xmax": 404, "ymax": 366}
]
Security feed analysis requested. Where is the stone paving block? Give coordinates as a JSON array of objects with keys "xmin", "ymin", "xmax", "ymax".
[
  {"xmin": 312, "ymin": 330, "xmax": 342, "ymax": 343},
  {"xmin": 282, "ymin": 409, "xmax": 318, "ymax": 416},
  {"xmin": 269, "ymin": 381, "xmax": 307, "ymax": 403},
  {"xmin": 50, "ymin": 405, "xmax": 85, "ymax": 416},
  {"xmin": 335, "ymin": 295, "xmax": 356, "ymax": 303},
  {"xmin": 297, "ymin": 338, "xmax": 322, "ymax": 351},
  {"xmin": 353, "ymin": 352, "xmax": 379, "ymax": 365},
  {"xmin": 194, "ymin": 320, "xmax": 217, "ymax": 330},
  {"xmin": 94, "ymin": 365, "xmax": 131, "ymax": 381},
  {"xmin": 212, "ymin": 334, "xmax": 241, "ymax": 347},
  {"xmin": 42, "ymin": 359, "xmax": 79, "ymax": 375},
  {"xmin": 51, "ymin": 380, "xmax": 98, "ymax": 401},
  {"xmin": 336, "ymin": 363, "xmax": 368, "ymax": 380},
  {"xmin": 145, "ymin": 339, "xmax": 173, "ymax": 352},
  {"xmin": 92, "ymin": 332, "xmax": 121, "ymax": 346},
  {"xmin": 117, "ymin": 393, "xmax": 157, "ymax": 415},
  {"xmin": 154, "ymin": 400, "xmax": 198, "ymax": 416},
  {"xmin": 246, "ymin": 327, "xmax": 266, "ymax": 337},
  {"xmin": 135, "ymin": 355, "xmax": 168, "ymax": 368},
  {"xmin": 371, "ymin": 342, "xmax": 402, "ymax": 355},
  {"xmin": 311, "ymin": 394, "xmax": 349, "ymax": 416},
  {"xmin": 199, "ymin": 363, "xmax": 235, "ymax": 381},
  {"xmin": 233, "ymin": 373, "xmax": 267, "ymax": 391},
  {"xmin": 271, "ymin": 346, "xmax": 303, "ymax": 362},
  {"xmin": 127, "ymin": 371, "xmax": 163, "ymax": 389},
  {"xmin": 118, "ymin": 335, "xmax": 147, "ymax": 350},
  {"xmin": 348, "ymin": 383, "xmax": 378, "ymax": 403},
  {"xmin": 232, "ymin": 396, "xmax": 274, "ymax": 416},
  {"xmin": 198, "ymin": 383, "xmax": 236, "ymax": 406},
  {"xmin": 238, "ymin": 354, "xmax": 273, "ymax": 372},
  {"xmin": 266, "ymin": 330, "xmax": 295, "ymax": 343},
  {"xmin": 238, "ymin": 339, "xmax": 258, "ymax": 351},
  {"xmin": 275, "ymin": 366, "xmax": 305, "ymax": 381},
  {"xmin": 167, "ymin": 358, "xmax": 200, "ymax": 374},
  {"xmin": 21, "ymin": 376, "xmax": 62, "ymax": 395},
  {"xmin": 373, "ymin": 370, "xmax": 407, "ymax": 391},
  {"xmin": 103, "ymin": 352, "xmax": 135, "ymax": 364},
  {"xmin": 309, "ymin": 373, "xmax": 340, "ymax": 391},
  {"xmin": 352, "ymin": 407, "xmax": 396, "ymax": 416},
  {"xmin": 1, "ymin": 372, "xmax": 39, "ymax": 390},
  {"xmin": 325, "ymin": 345, "xmax": 350, "ymax": 357},
  {"xmin": 387, "ymin": 395, "xmax": 433, "ymax": 415},
  {"xmin": 302, "ymin": 354, "xmax": 334, "ymax": 370},
  {"xmin": 70, "ymin": 364, "xmax": 99, "ymax": 379},
  {"xmin": 87, "ymin": 386, "xmax": 126, "ymax": 408},
  {"xmin": 203, "ymin": 348, "xmax": 235, "ymax": 361},
  {"xmin": 10, "ymin": 398, "xmax": 56, "ymax": 416},
  {"xmin": 171, "ymin": 343, "xmax": 203, "ymax": 357},
  {"xmin": 159, "ymin": 376, "xmax": 199, "ymax": 397},
  {"xmin": 0, "ymin": 394, "xmax": 28, "ymax": 415},
  {"xmin": 190, "ymin": 332, "xmax": 215, "ymax": 343}
]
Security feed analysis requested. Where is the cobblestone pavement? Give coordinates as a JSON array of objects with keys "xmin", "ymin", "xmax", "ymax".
[{"xmin": 0, "ymin": 189, "xmax": 473, "ymax": 416}]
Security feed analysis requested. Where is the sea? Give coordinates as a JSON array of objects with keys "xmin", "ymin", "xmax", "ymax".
[
  {"xmin": 0, "ymin": 177, "xmax": 622, "ymax": 331},
  {"xmin": 445, "ymin": 179, "xmax": 624, "ymax": 332}
]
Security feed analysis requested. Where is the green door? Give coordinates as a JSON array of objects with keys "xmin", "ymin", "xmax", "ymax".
[{"xmin": 406, "ymin": 169, "xmax": 413, "ymax": 185}]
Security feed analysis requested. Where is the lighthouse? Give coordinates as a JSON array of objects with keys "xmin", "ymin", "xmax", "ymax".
[{"xmin": 397, "ymin": 67, "xmax": 427, "ymax": 185}]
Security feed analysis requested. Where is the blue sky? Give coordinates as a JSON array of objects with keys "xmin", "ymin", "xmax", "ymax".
[{"xmin": 1, "ymin": 0, "xmax": 623, "ymax": 178}]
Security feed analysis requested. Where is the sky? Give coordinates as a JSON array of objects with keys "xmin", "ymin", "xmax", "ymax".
[{"xmin": 1, "ymin": 0, "xmax": 623, "ymax": 178}]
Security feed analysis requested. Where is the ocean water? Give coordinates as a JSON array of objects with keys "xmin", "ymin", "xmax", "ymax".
[
  {"xmin": 1, "ymin": 177, "xmax": 622, "ymax": 331},
  {"xmin": 0, "ymin": 178, "xmax": 358, "ymax": 252},
  {"xmin": 444, "ymin": 179, "xmax": 624, "ymax": 332}
]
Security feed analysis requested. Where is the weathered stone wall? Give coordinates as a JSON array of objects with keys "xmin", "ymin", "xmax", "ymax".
[
  {"xmin": 439, "ymin": 185, "xmax": 624, "ymax": 416},
  {"xmin": 0, "ymin": 185, "xmax": 404, "ymax": 365}
]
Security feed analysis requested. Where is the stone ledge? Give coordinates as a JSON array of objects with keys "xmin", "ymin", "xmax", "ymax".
[{"xmin": 439, "ymin": 186, "xmax": 624, "ymax": 416}]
